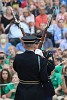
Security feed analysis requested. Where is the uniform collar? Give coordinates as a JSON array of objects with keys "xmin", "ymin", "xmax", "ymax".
[{"xmin": 25, "ymin": 50, "xmax": 34, "ymax": 52}]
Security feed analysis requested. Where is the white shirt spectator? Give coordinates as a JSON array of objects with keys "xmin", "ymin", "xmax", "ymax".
[
  {"xmin": 5, "ymin": 22, "xmax": 30, "ymax": 38},
  {"xmin": 20, "ymin": 14, "xmax": 35, "ymax": 23},
  {"xmin": 27, "ymin": 14, "xmax": 35, "ymax": 23},
  {"xmin": 20, "ymin": 22, "xmax": 31, "ymax": 33},
  {"xmin": 9, "ymin": 24, "xmax": 23, "ymax": 38},
  {"xmin": 20, "ymin": 14, "xmax": 35, "ymax": 34}
]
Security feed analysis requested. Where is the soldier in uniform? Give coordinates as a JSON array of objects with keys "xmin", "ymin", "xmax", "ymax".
[{"xmin": 13, "ymin": 35, "xmax": 49, "ymax": 100}]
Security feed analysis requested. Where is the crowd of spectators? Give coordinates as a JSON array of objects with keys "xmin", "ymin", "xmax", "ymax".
[{"xmin": 0, "ymin": 0, "xmax": 67, "ymax": 100}]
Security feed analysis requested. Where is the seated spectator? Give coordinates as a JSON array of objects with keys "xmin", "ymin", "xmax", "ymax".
[
  {"xmin": 0, "ymin": 69, "xmax": 12, "ymax": 98},
  {"xmin": 28, "ymin": 0, "xmax": 36, "ymax": 12},
  {"xmin": 20, "ymin": 7, "xmax": 35, "ymax": 34},
  {"xmin": 3, "ymin": 73, "xmax": 19, "ymax": 100},
  {"xmin": 28, "ymin": 12, "xmax": 35, "ymax": 34},
  {"xmin": 3, "ymin": 63, "xmax": 11, "ymax": 72},
  {"xmin": 17, "ymin": 8, "xmax": 23, "ymax": 18},
  {"xmin": 35, "ymin": 6, "xmax": 48, "ymax": 32},
  {"xmin": 8, "ymin": 46, "xmax": 17, "ymax": 58},
  {"xmin": 30, "ymin": 1, "xmax": 39, "ymax": 17},
  {"xmin": 55, "ymin": 59, "xmax": 63, "ymax": 74},
  {"xmin": 56, "ymin": 4, "xmax": 66, "ymax": 22},
  {"xmin": 0, "ymin": 34, "xmax": 12, "ymax": 54},
  {"xmin": 7, "ymin": 22, "xmax": 23, "ymax": 46},
  {"xmin": 60, "ymin": 32, "xmax": 67, "ymax": 51},
  {"xmin": 52, "ymin": 0, "xmax": 60, "ymax": 18},
  {"xmin": 47, "ymin": 19, "xmax": 57, "ymax": 35},
  {"xmin": 6, "ymin": 19, "xmax": 31, "ymax": 46},
  {"xmin": 38, "ymin": 0, "xmax": 46, "ymax": 9},
  {"xmin": 54, "ymin": 57, "xmax": 62, "ymax": 66},
  {"xmin": 54, "ymin": 19, "xmax": 67, "ymax": 47},
  {"xmin": 20, "ymin": 7, "xmax": 29, "ymax": 22},
  {"xmin": 10, "ymin": 0, "xmax": 20, "ymax": 8},
  {"xmin": 38, "ymin": 0, "xmax": 53, "ymax": 14},
  {"xmin": 62, "ymin": 49, "xmax": 67, "ymax": 59},
  {"xmin": 16, "ymin": 38, "xmax": 25, "ymax": 52},
  {"xmin": 1, "ymin": 6, "xmax": 14, "ymax": 32},
  {"xmin": 51, "ymin": 67, "xmax": 63, "ymax": 96}
]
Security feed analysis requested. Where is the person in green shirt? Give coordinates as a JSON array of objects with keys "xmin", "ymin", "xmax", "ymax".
[
  {"xmin": 51, "ymin": 68, "xmax": 63, "ymax": 96},
  {"xmin": 3, "ymin": 73, "xmax": 19, "ymax": 99},
  {"xmin": 55, "ymin": 64, "xmax": 64, "ymax": 74},
  {"xmin": 4, "ymin": 83, "xmax": 16, "ymax": 99},
  {"xmin": 0, "ymin": 69, "xmax": 12, "ymax": 98},
  {"xmin": 4, "ymin": 58, "xmax": 10, "ymax": 65}
]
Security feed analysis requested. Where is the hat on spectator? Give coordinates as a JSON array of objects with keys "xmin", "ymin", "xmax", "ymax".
[
  {"xmin": 22, "ymin": 35, "xmax": 37, "ymax": 44},
  {"xmin": 21, "ymin": 1, "xmax": 27, "ymax": 8}
]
